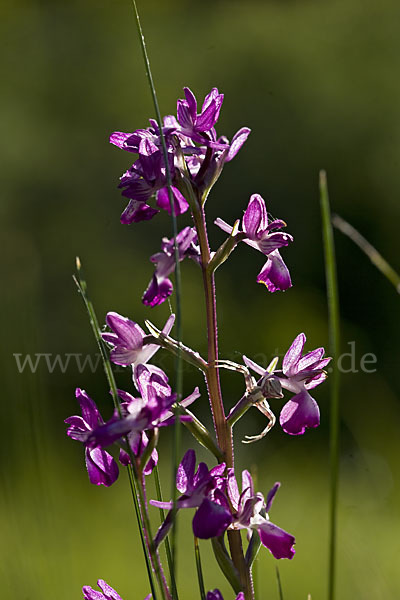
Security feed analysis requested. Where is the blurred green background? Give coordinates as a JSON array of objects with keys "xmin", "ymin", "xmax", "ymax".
[{"xmin": 2, "ymin": 0, "xmax": 400, "ymax": 598}]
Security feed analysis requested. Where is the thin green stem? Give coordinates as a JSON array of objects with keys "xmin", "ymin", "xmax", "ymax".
[
  {"xmin": 73, "ymin": 261, "xmax": 161, "ymax": 600},
  {"xmin": 154, "ymin": 466, "xmax": 179, "ymax": 600},
  {"xmin": 276, "ymin": 566, "xmax": 284, "ymax": 600},
  {"xmin": 194, "ymin": 537, "xmax": 206, "ymax": 600},
  {"xmin": 319, "ymin": 171, "xmax": 341, "ymax": 600},
  {"xmin": 129, "ymin": 0, "xmax": 183, "ymax": 578},
  {"xmin": 332, "ymin": 213, "xmax": 400, "ymax": 293}
]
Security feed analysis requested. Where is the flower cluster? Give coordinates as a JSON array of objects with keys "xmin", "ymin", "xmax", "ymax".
[
  {"xmin": 151, "ymin": 450, "xmax": 295, "ymax": 561},
  {"xmin": 67, "ymin": 85, "xmax": 331, "ymax": 600},
  {"xmin": 110, "ymin": 87, "xmax": 250, "ymax": 225},
  {"xmin": 65, "ymin": 311, "xmax": 199, "ymax": 484}
]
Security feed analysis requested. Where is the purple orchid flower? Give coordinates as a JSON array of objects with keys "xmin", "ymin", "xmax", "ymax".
[
  {"xmin": 244, "ymin": 333, "xmax": 331, "ymax": 435},
  {"xmin": 143, "ymin": 226, "xmax": 200, "ymax": 307},
  {"xmin": 150, "ymin": 449, "xmax": 232, "ymax": 546},
  {"xmin": 116, "ymin": 390, "xmax": 159, "ymax": 475},
  {"xmin": 279, "ymin": 333, "xmax": 331, "ymax": 435},
  {"xmin": 227, "ymin": 470, "xmax": 295, "ymax": 560},
  {"xmin": 118, "ymin": 148, "xmax": 188, "ymax": 224},
  {"xmin": 215, "ymin": 194, "xmax": 293, "ymax": 292},
  {"xmin": 65, "ymin": 389, "xmax": 119, "ymax": 487},
  {"xmin": 102, "ymin": 312, "xmax": 175, "ymax": 367},
  {"xmin": 177, "ymin": 87, "xmax": 224, "ymax": 146},
  {"xmin": 207, "ymin": 592, "xmax": 245, "ymax": 600},
  {"xmin": 85, "ymin": 365, "xmax": 200, "ymax": 450},
  {"xmin": 110, "ymin": 116, "xmax": 189, "ymax": 224},
  {"xmin": 83, "ymin": 579, "xmax": 123, "ymax": 600},
  {"xmin": 110, "ymin": 116, "xmax": 178, "ymax": 155}
]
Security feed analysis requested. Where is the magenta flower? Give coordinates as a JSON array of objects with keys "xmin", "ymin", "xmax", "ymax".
[
  {"xmin": 227, "ymin": 470, "xmax": 295, "ymax": 560},
  {"xmin": 143, "ymin": 226, "xmax": 200, "ymax": 307},
  {"xmin": 118, "ymin": 149, "xmax": 188, "ymax": 224},
  {"xmin": 177, "ymin": 87, "xmax": 224, "ymax": 145},
  {"xmin": 102, "ymin": 312, "xmax": 175, "ymax": 366},
  {"xmin": 151, "ymin": 449, "xmax": 232, "ymax": 545},
  {"xmin": 85, "ymin": 365, "xmax": 200, "ymax": 450},
  {"xmin": 83, "ymin": 579, "xmax": 123, "ymax": 600},
  {"xmin": 278, "ymin": 333, "xmax": 331, "ymax": 435},
  {"xmin": 215, "ymin": 193, "xmax": 293, "ymax": 292},
  {"xmin": 244, "ymin": 333, "xmax": 331, "ymax": 435},
  {"xmin": 65, "ymin": 389, "xmax": 119, "ymax": 487}
]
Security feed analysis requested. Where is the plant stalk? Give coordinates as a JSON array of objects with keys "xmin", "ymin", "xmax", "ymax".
[{"xmin": 191, "ymin": 204, "xmax": 254, "ymax": 600}]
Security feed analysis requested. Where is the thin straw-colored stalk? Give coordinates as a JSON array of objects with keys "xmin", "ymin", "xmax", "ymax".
[
  {"xmin": 194, "ymin": 537, "xmax": 206, "ymax": 600},
  {"xmin": 332, "ymin": 213, "xmax": 400, "ymax": 293},
  {"xmin": 129, "ymin": 0, "xmax": 183, "ymax": 581},
  {"xmin": 319, "ymin": 171, "xmax": 341, "ymax": 600}
]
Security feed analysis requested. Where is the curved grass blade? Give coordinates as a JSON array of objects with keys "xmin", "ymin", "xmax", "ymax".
[{"xmin": 332, "ymin": 213, "xmax": 400, "ymax": 293}]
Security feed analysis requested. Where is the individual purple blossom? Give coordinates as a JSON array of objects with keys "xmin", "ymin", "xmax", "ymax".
[
  {"xmin": 85, "ymin": 365, "xmax": 200, "ymax": 450},
  {"xmin": 279, "ymin": 333, "xmax": 331, "ymax": 435},
  {"xmin": 65, "ymin": 389, "xmax": 119, "ymax": 487},
  {"xmin": 110, "ymin": 116, "xmax": 189, "ymax": 224},
  {"xmin": 150, "ymin": 449, "xmax": 232, "ymax": 545},
  {"xmin": 227, "ymin": 470, "xmax": 295, "ymax": 560},
  {"xmin": 110, "ymin": 117, "xmax": 177, "ymax": 156},
  {"xmin": 177, "ymin": 87, "xmax": 224, "ymax": 146},
  {"xmin": 215, "ymin": 193, "xmax": 293, "ymax": 292},
  {"xmin": 244, "ymin": 333, "xmax": 331, "ymax": 435},
  {"xmin": 143, "ymin": 226, "xmax": 200, "ymax": 307},
  {"xmin": 102, "ymin": 312, "xmax": 175, "ymax": 367},
  {"xmin": 83, "ymin": 579, "xmax": 123, "ymax": 600},
  {"xmin": 117, "ymin": 148, "xmax": 188, "ymax": 224}
]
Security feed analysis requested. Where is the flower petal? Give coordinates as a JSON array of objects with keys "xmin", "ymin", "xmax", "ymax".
[
  {"xmin": 86, "ymin": 448, "xmax": 119, "ymax": 487},
  {"xmin": 282, "ymin": 333, "xmax": 306, "ymax": 376},
  {"xmin": 176, "ymin": 449, "xmax": 196, "ymax": 494},
  {"xmin": 258, "ymin": 520, "xmax": 295, "ymax": 559},
  {"xmin": 257, "ymin": 250, "xmax": 292, "ymax": 293},
  {"xmin": 226, "ymin": 127, "xmax": 251, "ymax": 162},
  {"xmin": 120, "ymin": 200, "xmax": 159, "ymax": 225},
  {"xmin": 243, "ymin": 194, "xmax": 267, "ymax": 238},
  {"xmin": 192, "ymin": 498, "xmax": 232, "ymax": 539},
  {"xmin": 265, "ymin": 482, "xmax": 280, "ymax": 513},
  {"xmin": 142, "ymin": 275, "xmax": 173, "ymax": 307},
  {"xmin": 279, "ymin": 389, "xmax": 320, "ymax": 435}
]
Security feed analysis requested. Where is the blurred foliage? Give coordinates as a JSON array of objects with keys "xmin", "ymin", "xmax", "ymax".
[{"xmin": 1, "ymin": 0, "xmax": 400, "ymax": 598}]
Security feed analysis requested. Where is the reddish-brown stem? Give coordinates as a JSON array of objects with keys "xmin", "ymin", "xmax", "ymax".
[{"xmin": 192, "ymin": 203, "xmax": 254, "ymax": 600}]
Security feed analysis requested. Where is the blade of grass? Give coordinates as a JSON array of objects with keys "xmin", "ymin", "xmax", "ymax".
[
  {"xmin": 154, "ymin": 465, "xmax": 179, "ymax": 600},
  {"xmin": 74, "ymin": 259, "xmax": 160, "ymax": 600},
  {"xmin": 275, "ymin": 566, "xmax": 284, "ymax": 600},
  {"xmin": 332, "ymin": 213, "xmax": 400, "ymax": 293},
  {"xmin": 194, "ymin": 537, "xmax": 206, "ymax": 600},
  {"xmin": 129, "ymin": 1, "xmax": 183, "ymax": 584},
  {"xmin": 319, "ymin": 172, "xmax": 341, "ymax": 600}
]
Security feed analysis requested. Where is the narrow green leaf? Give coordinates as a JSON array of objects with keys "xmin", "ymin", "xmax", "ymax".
[
  {"xmin": 154, "ymin": 466, "xmax": 179, "ymax": 600},
  {"xmin": 129, "ymin": 0, "xmax": 184, "ymax": 580},
  {"xmin": 73, "ymin": 259, "xmax": 159, "ymax": 600},
  {"xmin": 194, "ymin": 537, "xmax": 206, "ymax": 600},
  {"xmin": 319, "ymin": 171, "xmax": 341, "ymax": 600}
]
